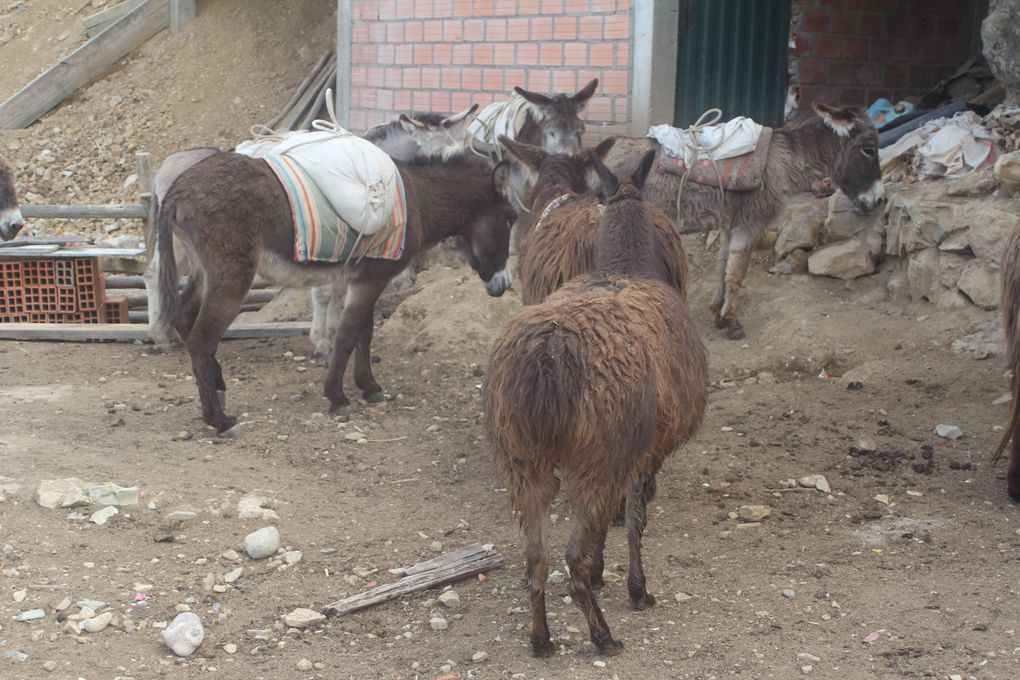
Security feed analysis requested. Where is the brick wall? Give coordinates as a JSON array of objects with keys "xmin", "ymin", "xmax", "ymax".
[
  {"xmin": 791, "ymin": 0, "xmax": 978, "ymax": 109},
  {"xmin": 349, "ymin": 0, "xmax": 633, "ymax": 140}
]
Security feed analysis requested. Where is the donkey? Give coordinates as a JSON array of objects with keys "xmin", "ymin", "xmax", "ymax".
[
  {"xmin": 497, "ymin": 136, "xmax": 689, "ymax": 306},
  {"xmin": 483, "ymin": 151, "xmax": 708, "ymax": 657},
  {"xmin": 145, "ymin": 106, "xmax": 481, "ymax": 350},
  {"xmin": 605, "ymin": 103, "xmax": 884, "ymax": 340},
  {"xmin": 153, "ymin": 151, "xmax": 515, "ymax": 436},
  {"xmin": 995, "ymin": 222, "xmax": 1020, "ymax": 502},
  {"xmin": 470, "ymin": 79, "xmax": 598, "ymax": 246},
  {"xmin": 0, "ymin": 152, "xmax": 24, "ymax": 241}
]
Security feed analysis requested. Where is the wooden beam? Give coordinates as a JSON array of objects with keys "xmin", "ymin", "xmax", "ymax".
[
  {"xmin": 0, "ymin": 322, "xmax": 310, "ymax": 343},
  {"xmin": 322, "ymin": 544, "xmax": 504, "ymax": 618},
  {"xmin": 83, "ymin": 0, "xmax": 147, "ymax": 38},
  {"xmin": 20, "ymin": 204, "xmax": 148, "ymax": 220},
  {"xmin": 169, "ymin": 0, "xmax": 196, "ymax": 34},
  {"xmin": 0, "ymin": 0, "xmax": 170, "ymax": 129}
]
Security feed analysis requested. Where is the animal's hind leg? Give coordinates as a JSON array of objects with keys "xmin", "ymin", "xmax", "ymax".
[
  {"xmin": 353, "ymin": 307, "xmax": 383, "ymax": 403},
  {"xmin": 322, "ymin": 277, "xmax": 388, "ymax": 417},
  {"xmin": 625, "ymin": 475, "xmax": 657, "ymax": 610},
  {"xmin": 708, "ymin": 230, "xmax": 731, "ymax": 321},
  {"xmin": 310, "ymin": 281, "xmax": 345, "ymax": 358},
  {"xmin": 567, "ymin": 506, "xmax": 623, "ymax": 656},
  {"xmin": 516, "ymin": 474, "xmax": 559, "ymax": 657},
  {"xmin": 718, "ymin": 245, "xmax": 753, "ymax": 340},
  {"xmin": 1009, "ymin": 438, "xmax": 1020, "ymax": 502}
]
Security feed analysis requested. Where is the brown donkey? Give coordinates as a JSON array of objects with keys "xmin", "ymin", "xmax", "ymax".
[
  {"xmin": 606, "ymin": 103, "xmax": 884, "ymax": 340},
  {"xmin": 484, "ymin": 151, "xmax": 708, "ymax": 657},
  {"xmin": 497, "ymin": 136, "xmax": 689, "ymax": 306},
  {"xmin": 0, "ymin": 152, "xmax": 24, "ymax": 241},
  {"xmin": 995, "ymin": 222, "xmax": 1020, "ymax": 501},
  {"xmin": 154, "ymin": 151, "xmax": 515, "ymax": 436}
]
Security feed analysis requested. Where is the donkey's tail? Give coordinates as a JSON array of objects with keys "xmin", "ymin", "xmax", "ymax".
[
  {"xmin": 151, "ymin": 198, "xmax": 181, "ymax": 348},
  {"xmin": 994, "ymin": 227, "xmax": 1020, "ymax": 461}
]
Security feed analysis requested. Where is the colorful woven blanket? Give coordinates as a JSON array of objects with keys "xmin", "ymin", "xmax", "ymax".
[
  {"xmin": 263, "ymin": 154, "xmax": 407, "ymax": 264},
  {"xmin": 659, "ymin": 127, "xmax": 773, "ymax": 192}
]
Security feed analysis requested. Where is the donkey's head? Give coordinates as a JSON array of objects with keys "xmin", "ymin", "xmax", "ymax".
[
  {"xmin": 460, "ymin": 159, "xmax": 517, "ymax": 297},
  {"xmin": 397, "ymin": 104, "xmax": 481, "ymax": 160},
  {"xmin": 498, "ymin": 135, "xmax": 616, "ymax": 211},
  {"xmin": 812, "ymin": 102, "xmax": 884, "ymax": 213},
  {"xmin": 0, "ymin": 153, "xmax": 23, "ymax": 241},
  {"xmin": 514, "ymin": 79, "xmax": 598, "ymax": 156}
]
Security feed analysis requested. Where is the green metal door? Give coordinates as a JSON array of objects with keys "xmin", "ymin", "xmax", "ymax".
[{"xmin": 674, "ymin": 0, "xmax": 791, "ymax": 128}]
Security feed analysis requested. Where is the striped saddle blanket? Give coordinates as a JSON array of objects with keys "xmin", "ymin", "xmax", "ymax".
[
  {"xmin": 263, "ymin": 154, "xmax": 407, "ymax": 264},
  {"xmin": 659, "ymin": 127, "xmax": 773, "ymax": 192}
]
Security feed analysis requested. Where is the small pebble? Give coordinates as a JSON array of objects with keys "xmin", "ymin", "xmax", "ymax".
[
  {"xmin": 472, "ymin": 651, "xmax": 489, "ymax": 663},
  {"xmin": 782, "ymin": 589, "xmax": 795, "ymax": 599},
  {"xmin": 430, "ymin": 617, "xmax": 449, "ymax": 631},
  {"xmin": 15, "ymin": 608, "xmax": 46, "ymax": 622},
  {"xmin": 296, "ymin": 659, "xmax": 313, "ymax": 671},
  {"xmin": 42, "ymin": 660, "xmax": 57, "ymax": 672},
  {"xmin": 223, "ymin": 643, "xmax": 237, "ymax": 654},
  {"xmin": 593, "ymin": 659, "xmax": 607, "ymax": 668}
]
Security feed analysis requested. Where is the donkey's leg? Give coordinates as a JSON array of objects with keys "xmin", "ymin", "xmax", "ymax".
[
  {"xmin": 310, "ymin": 281, "xmax": 345, "ymax": 358},
  {"xmin": 322, "ymin": 277, "xmax": 389, "ymax": 416},
  {"xmin": 567, "ymin": 507, "xmax": 623, "ymax": 656},
  {"xmin": 625, "ymin": 475, "xmax": 656, "ymax": 610},
  {"xmin": 1009, "ymin": 437, "xmax": 1020, "ymax": 503},
  {"xmin": 591, "ymin": 529, "xmax": 607, "ymax": 589},
  {"xmin": 517, "ymin": 474, "xmax": 559, "ymax": 658},
  {"xmin": 708, "ymin": 229, "xmax": 731, "ymax": 321},
  {"xmin": 718, "ymin": 243, "xmax": 754, "ymax": 341},
  {"xmin": 353, "ymin": 309, "xmax": 384, "ymax": 403}
]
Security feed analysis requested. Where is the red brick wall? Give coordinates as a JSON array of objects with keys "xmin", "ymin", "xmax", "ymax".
[
  {"xmin": 349, "ymin": 0, "xmax": 633, "ymax": 140},
  {"xmin": 791, "ymin": 0, "xmax": 978, "ymax": 109}
]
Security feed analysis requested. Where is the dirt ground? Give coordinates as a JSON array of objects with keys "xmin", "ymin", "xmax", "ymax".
[
  {"xmin": 4, "ymin": 1, "xmax": 1020, "ymax": 678},
  {"xmin": 3, "ymin": 240, "xmax": 1020, "ymax": 680}
]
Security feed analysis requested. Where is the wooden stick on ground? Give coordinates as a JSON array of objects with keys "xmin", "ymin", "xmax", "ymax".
[{"xmin": 321, "ymin": 543, "xmax": 504, "ymax": 618}]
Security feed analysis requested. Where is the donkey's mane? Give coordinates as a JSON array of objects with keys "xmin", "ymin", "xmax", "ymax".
[{"xmin": 396, "ymin": 151, "xmax": 492, "ymax": 171}]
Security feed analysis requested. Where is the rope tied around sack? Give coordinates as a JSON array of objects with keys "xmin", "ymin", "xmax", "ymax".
[{"xmin": 671, "ymin": 108, "xmax": 729, "ymax": 234}]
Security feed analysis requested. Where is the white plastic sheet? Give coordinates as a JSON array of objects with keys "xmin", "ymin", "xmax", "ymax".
[
  {"xmin": 879, "ymin": 111, "xmax": 999, "ymax": 179},
  {"xmin": 648, "ymin": 116, "xmax": 763, "ymax": 167}
]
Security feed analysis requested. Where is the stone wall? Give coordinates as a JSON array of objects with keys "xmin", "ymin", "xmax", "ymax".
[{"xmin": 774, "ymin": 170, "xmax": 1019, "ymax": 309}]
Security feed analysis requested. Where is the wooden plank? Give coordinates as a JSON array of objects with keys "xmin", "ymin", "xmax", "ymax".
[
  {"xmin": 266, "ymin": 51, "xmax": 333, "ymax": 130},
  {"xmin": 84, "ymin": 0, "xmax": 147, "ymax": 38},
  {"xmin": 0, "ymin": 322, "xmax": 310, "ymax": 342},
  {"xmin": 394, "ymin": 544, "xmax": 491, "ymax": 577},
  {"xmin": 136, "ymin": 152, "xmax": 156, "ymax": 258},
  {"xmin": 0, "ymin": 245, "xmax": 59, "ymax": 255},
  {"xmin": 0, "ymin": 0, "xmax": 170, "ymax": 129},
  {"xmin": 169, "ymin": 0, "xmax": 196, "ymax": 33},
  {"xmin": 295, "ymin": 54, "xmax": 338, "ymax": 130},
  {"xmin": 0, "ymin": 247, "xmax": 146, "ymax": 259},
  {"xmin": 0, "ymin": 236, "xmax": 87, "ymax": 248},
  {"xmin": 20, "ymin": 204, "xmax": 147, "ymax": 220},
  {"xmin": 321, "ymin": 545, "xmax": 504, "ymax": 618}
]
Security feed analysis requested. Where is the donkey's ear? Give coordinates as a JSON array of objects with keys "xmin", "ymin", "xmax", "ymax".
[
  {"xmin": 572, "ymin": 78, "xmax": 599, "ymax": 108},
  {"xmin": 514, "ymin": 85, "xmax": 553, "ymax": 108},
  {"xmin": 442, "ymin": 103, "xmax": 479, "ymax": 128},
  {"xmin": 593, "ymin": 136, "xmax": 616, "ymax": 161},
  {"xmin": 492, "ymin": 159, "xmax": 514, "ymax": 199},
  {"xmin": 399, "ymin": 114, "xmax": 426, "ymax": 134},
  {"xmin": 589, "ymin": 147, "xmax": 620, "ymax": 200},
  {"xmin": 498, "ymin": 135, "xmax": 547, "ymax": 171},
  {"xmin": 811, "ymin": 102, "xmax": 855, "ymax": 138},
  {"xmin": 632, "ymin": 149, "xmax": 657, "ymax": 191}
]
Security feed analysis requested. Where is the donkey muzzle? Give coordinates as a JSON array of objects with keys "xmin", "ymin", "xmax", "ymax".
[
  {"xmin": 0, "ymin": 207, "xmax": 24, "ymax": 241},
  {"xmin": 852, "ymin": 180, "xmax": 886, "ymax": 213},
  {"xmin": 484, "ymin": 265, "xmax": 512, "ymax": 297}
]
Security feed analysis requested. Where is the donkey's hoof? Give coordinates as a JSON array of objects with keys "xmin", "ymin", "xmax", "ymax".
[
  {"xmin": 329, "ymin": 402, "xmax": 352, "ymax": 418},
  {"xmin": 530, "ymin": 636, "xmax": 556, "ymax": 658},
  {"xmin": 596, "ymin": 638, "xmax": 625, "ymax": 656},
  {"xmin": 363, "ymin": 391, "xmax": 386, "ymax": 404},
  {"xmin": 630, "ymin": 592, "xmax": 656, "ymax": 610},
  {"xmin": 726, "ymin": 325, "xmax": 746, "ymax": 341},
  {"xmin": 217, "ymin": 424, "xmax": 242, "ymax": 439},
  {"xmin": 312, "ymin": 347, "xmax": 332, "ymax": 360}
]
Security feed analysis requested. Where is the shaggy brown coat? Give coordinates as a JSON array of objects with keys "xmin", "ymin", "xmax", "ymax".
[
  {"xmin": 995, "ymin": 222, "xmax": 1020, "ymax": 501},
  {"xmin": 483, "ymin": 153, "xmax": 708, "ymax": 657},
  {"xmin": 605, "ymin": 103, "xmax": 883, "ymax": 340}
]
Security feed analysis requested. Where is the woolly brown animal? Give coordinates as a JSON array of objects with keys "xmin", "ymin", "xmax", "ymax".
[
  {"xmin": 497, "ymin": 136, "xmax": 689, "ymax": 306},
  {"xmin": 995, "ymin": 221, "xmax": 1020, "ymax": 501},
  {"xmin": 483, "ymin": 149, "xmax": 708, "ymax": 657},
  {"xmin": 605, "ymin": 103, "xmax": 884, "ymax": 340}
]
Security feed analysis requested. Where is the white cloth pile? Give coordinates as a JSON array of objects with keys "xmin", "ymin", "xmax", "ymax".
[
  {"xmin": 465, "ymin": 95, "xmax": 531, "ymax": 156},
  {"xmin": 236, "ymin": 128, "xmax": 399, "ymax": 236},
  {"xmin": 879, "ymin": 111, "xmax": 999, "ymax": 180},
  {"xmin": 648, "ymin": 116, "xmax": 763, "ymax": 167}
]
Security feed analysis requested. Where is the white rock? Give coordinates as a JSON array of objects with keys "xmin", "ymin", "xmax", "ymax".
[
  {"xmin": 88, "ymin": 482, "xmax": 139, "ymax": 507},
  {"xmin": 15, "ymin": 608, "xmax": 46, "ymax": 622},
  {"xmin": 162, "ymin": 612, "xmax": 204, "ymax": 657},
  {"xmin": 3, "ymin": 650, "xmax": 28, "ymax": 662},
  {"xmin": 438, "ymin": 590, "xmax": 461, "ymax": 608},
  {"xmin": 935, "ymin": 424, "xmax": 963, "ymax": 440},
  {"xmin": 223, "ymin": 567, "xmax": 243, "ymax": 583},
  {"xmin": 283, "ymin": 608, "xmax": 326, "ymax": 629},
  {"xmin": 798, "ymin": 475, "xmax": 831, "ymax": 493},
  {"xmin": 164, "ymin": 510, "xmax": 197, "ymax": 522},
  {"xmin": 13, "ymin": 589, "xmax": 27, "ymax": 603},
  {"xmin": 54, "ymin": 597, "xmax": 72, "ymax": 612},
  {"xmin": 674, "ymin": 591, "xmax": 693, "ymax": 602},
  {"xmin": 244, "ymin": 526, "xmax": 280, "ymax": 559},
  {"xmin": 35, "ymin": 478, "xmax": 89, "ymax": 509},
  {"xmin": 296, "ymin": 659, "xmax": 313, "ymax": 672},
  {"xmin": 430, "ymin": 540, "xmax": 443, "ymax": 552},
  {"xmin": 82, "ymin": 611, "xmax": 113, "ymax": 633},
  {"xmin": 283, "ymin": 550, "xmax": 303, "ymax": 565},
  {"xmin": 90, "ymin": 506, "xmax": 119, "ymax": 525},
  {"xmin": 223, "ymin": 643, "xmax": 237, "ymax": 654},
  {"xmin": 472, "ymin": 651, "xmax": 489, "ymax": 663},
  {"xmin": 237, "ymin": 492, "xmax": 279, "ymax": 520},
  {"xmin": 430, "ymin": 617, "xmax": 449, "ymax": 631},
  {"xmin": 737, "ymin": 505, "xmax": 771, "ymax": 522},
  {"xmin": 42, "ymin": 660, "xmax": 57, "ymax": 672}
]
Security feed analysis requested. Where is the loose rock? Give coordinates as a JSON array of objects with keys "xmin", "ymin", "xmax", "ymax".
[
  {"xmin": 82, "ymin": 611, "xmax": 113, "ymax": 633},
  {"xmin": 296, "ymin": 659, "xmax": 313, "ymax": 672},
  {"xmin": 162, "ymin": 612, "xmax": 205, "ymax": 657},
  {"xmin": 35, "ymin": 478, "xmax": 89, "ymax": 509},
  {"xmin": 798, "ymin": 475, "xmax": 831, "ymax": 493},
  {"xmin": 90, "ymin": 506, "xmax": 119, "ymax": 525},
  {"xmin": 88, "ymin": 482, "xmax": 139, "ymax": 506},
  {"xmin": 935, "ymin": 424, "xmax": 963, "ymax": 440},
  {"xmin": 244, "ymin": 526, "xmax": 280, "ymax": 559},
  {"xmin": 283, "ymin": 608, "xmax": 325, "ymax": 629},
  {"xmin": 430, "ymin": 617, "xmax": 449, "ymax": 631},
  {"xmin": 438, "ymin": 590, "xmax": 461, "ymax": 608},
  {"xmin": 737, "ymin": 505, "xmax": 771, "ymax": 522},
  {"xmin": 15, "ymin": 608, "xmax": 46, "ymax": 622}
]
